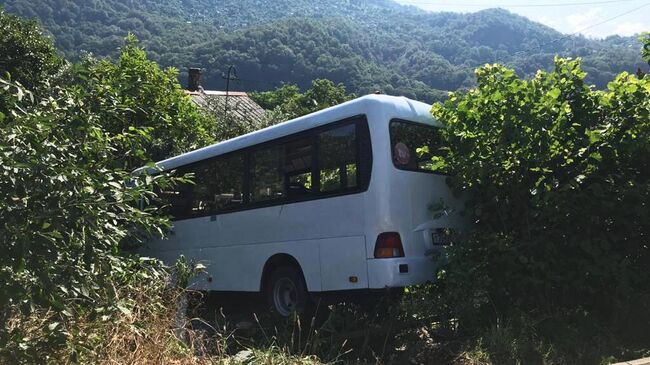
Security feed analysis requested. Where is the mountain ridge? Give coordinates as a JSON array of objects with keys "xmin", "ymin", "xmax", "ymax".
[{"xmin": 0, "ymin": 0, "xmax": 646, "ymax": 101}]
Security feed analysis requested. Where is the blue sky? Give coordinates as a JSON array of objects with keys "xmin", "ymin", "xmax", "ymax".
[{"xmin": 394, "ymin": 0, "xmax": 650, "ymax": 38}]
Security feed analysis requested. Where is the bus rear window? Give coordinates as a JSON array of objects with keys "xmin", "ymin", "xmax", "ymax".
[{"xmin": 389, "ymin": 120, "xmax": 444, "ymax": 173}]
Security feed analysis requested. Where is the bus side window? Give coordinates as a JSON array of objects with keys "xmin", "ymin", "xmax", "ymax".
[
  {"xmin": 167, "ymin": 168, "xmax": 195, "ymax": 220},
  {"xmin": 250, "ymin": 145, "xmax": 285, "ymax": 203},
  {"xmin": 318, "ymin": 124, "xmax": 357, "ymax": 193},
  {"xmin": 283, "ymin": 137, "xmax": 313, "ymax": 198},
  {"xmin": 212, "ymin": 154, "xmax": 245, "ymax": 211},
  {"xmin": 159, "ymin": 115, "xmax": 371, "ymax": 219},
  {"xmin": 192, "ymin": 161, "xmax": 216, "ymax": 216}
]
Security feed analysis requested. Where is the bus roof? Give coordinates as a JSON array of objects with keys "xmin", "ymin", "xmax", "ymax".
[{"xmin": 136, "ymin": 94, "xmax": 437, "ymax": 174}]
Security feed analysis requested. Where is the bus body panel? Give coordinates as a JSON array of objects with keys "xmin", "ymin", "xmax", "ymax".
[
  {"xmin": 318, "ymin": 235, "xmax": 368, "ymax": 291},
  {"xmin": 366, "ymin": 257, "xmax": 436, "ymax": 288},
  {"xmin": 200, "ymin": 240, "xmax": 322, "ymax": 292},
  {"xmin": 363, "ymin": 171, "xmax": 464, "ymax": 288},
  {"xmin": 145, "ymin": 191, "xmax": 368, "ymax": 292}
]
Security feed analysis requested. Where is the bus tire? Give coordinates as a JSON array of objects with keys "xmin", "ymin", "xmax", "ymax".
[{"xmin": 265, "ymin": 266, "xmax": 314, "ymax": 319}]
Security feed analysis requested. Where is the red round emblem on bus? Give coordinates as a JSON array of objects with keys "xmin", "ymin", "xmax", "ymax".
[{"xmin": 394, "ymin": 142, "xmax": 410, "ymax": 165}]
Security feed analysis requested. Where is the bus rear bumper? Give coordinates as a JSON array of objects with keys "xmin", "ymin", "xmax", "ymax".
[{"xmin": 366, "ymin": 257, "xmax": 438, "ymax": 289}]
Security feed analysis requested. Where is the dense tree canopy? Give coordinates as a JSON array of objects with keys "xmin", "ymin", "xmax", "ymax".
[
  {"xmin": 251, "ymin": 79, "xmax": 355, "ymax": 120},
  {"xmin": 1, "ymin": 0, "xmax": 646, "ymax": 102},
  {"xmin": 0, "ymin": 9, "xmax": 62, "ymax": 91},
  {"xmin": 641, "ymin": 32, "xmax": 650, "ymax": 66}
]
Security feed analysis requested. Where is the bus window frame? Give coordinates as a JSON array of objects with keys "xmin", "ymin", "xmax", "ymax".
[{"xmin": 166, "ymin": 115, "xmax": 373, "ymax": 221}]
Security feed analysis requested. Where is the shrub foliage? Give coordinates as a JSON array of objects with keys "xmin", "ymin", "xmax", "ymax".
[
  {"xmin": 431, "ymin": 56, "xmax": 650, "ymax": 362},
  {"xmin": 78, "ymin": 34, "xmax": 215, "ymax": 167},
  {"xmin": 0, "ymin": 14, "xmax": 211, "ymax": 362}
]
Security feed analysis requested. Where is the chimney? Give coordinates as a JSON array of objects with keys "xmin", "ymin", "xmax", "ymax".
[{"xmin": 187, "ymin": 67, "xmax": 202, "ymax": 91}]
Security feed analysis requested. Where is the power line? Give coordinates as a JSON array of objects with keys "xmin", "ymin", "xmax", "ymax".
[
  {"xmin": 570, "ymin": 1, "xmax": 650, "ymax": 35},
  {"xmin": 509, "ymin": 1, "xmax": 650, "ymax": 58},
  {"xmin": 546, "ymin": 2, "xmax": 649, "ymax": 47},
  {"xmin": 398, "ymin": 0, "xmax": 643, "ymax": 8}
]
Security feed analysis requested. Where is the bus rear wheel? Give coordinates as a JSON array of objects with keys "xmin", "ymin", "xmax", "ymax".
[{"xmin": 266, "ymin": 266, "xmax": 313, "ymax": 318}]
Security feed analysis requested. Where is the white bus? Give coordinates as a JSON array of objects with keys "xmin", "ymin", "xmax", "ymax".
[{"xmin": 140, "ymin": 94, "xmax": 462, "ymax": 316}]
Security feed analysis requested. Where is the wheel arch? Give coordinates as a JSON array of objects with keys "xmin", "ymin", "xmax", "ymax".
[{"xmin": 260, "ymin": 253, "xmax": 306, "ymax": 292}]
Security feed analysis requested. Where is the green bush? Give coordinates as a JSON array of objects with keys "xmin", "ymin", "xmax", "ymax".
[
  {"xmin": 430, "ymin": 57, "xmax": 650, "ymax": 363},
  {"xmin": 77, "ymin": 34, "xmax": 215, "ymax": 168},
  {"xmin": 0, "ymin": 27, "xmax": 210, "ymax": 362},
  {"xmin": 0, "ymin": 75, "xmax": 177, "ymax": 362}
]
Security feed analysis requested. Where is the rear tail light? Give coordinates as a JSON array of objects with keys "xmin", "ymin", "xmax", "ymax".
[{"xmin": 374, "ymin": 232, "xmax": 405, "ymax": 258}]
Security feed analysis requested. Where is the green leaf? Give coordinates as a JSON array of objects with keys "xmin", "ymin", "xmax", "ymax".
[
  {"xmin": 547, "ymin": 88, "xmax": 561, "ymax": 99},
  {"xmin": 116, "ymin": 303, "xmax": 132, "ymax": 316}
]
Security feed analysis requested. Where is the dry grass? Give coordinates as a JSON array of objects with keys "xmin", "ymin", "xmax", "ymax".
[
  {"xmin": 3, "ymin": 271, "xmax": 326, "ymax": 365},
  {"xmin": 5, "ymin": 274, "xmax": 498, "ymax": 365},
  {"xmin": 2, "ymin": 284, "xmax": 467, "ymax": 365},
  {"xmin": 67, "ymin": 291, "xmax": 217, "ymax": 364}
]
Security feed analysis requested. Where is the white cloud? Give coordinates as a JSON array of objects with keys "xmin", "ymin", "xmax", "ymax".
[
  {"xmin": 395, "ymin": 0, "xmax": 649, "ymax": 38},
  {"xmin": 566, "ymin": 7, "xmax": 605, "ymax": 37},
  {"xmin": 614, "ymin": 21, "xmax": 649, "ymax": 36},
  {"xmin": 536, "ymin": 16, "xmax": 563, "ymax": 30}
]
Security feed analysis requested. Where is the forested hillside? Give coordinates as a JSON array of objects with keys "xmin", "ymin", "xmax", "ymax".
[{"xmin": 1, "ymin": 0, "xmax": 646, "ymax": 101}]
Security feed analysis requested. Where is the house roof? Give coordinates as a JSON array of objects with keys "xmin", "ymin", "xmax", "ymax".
[{"xmin": 186, "ymin": 89, "xmax": 266, "ymax": 125}]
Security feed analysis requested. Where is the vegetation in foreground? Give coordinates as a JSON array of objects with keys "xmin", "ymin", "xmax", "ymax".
[
  {"xmin": 427, "ymin": 33, "xmax": 650, "ymax": 364},
  {"xmin": 1, "ymin": 8, "xmax": 650, "ymax": 364}
]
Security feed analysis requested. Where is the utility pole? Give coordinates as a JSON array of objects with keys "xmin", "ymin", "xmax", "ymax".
[{"xmin": 222, "ymin": 66, "xmax": 238, "ymax": 118}]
